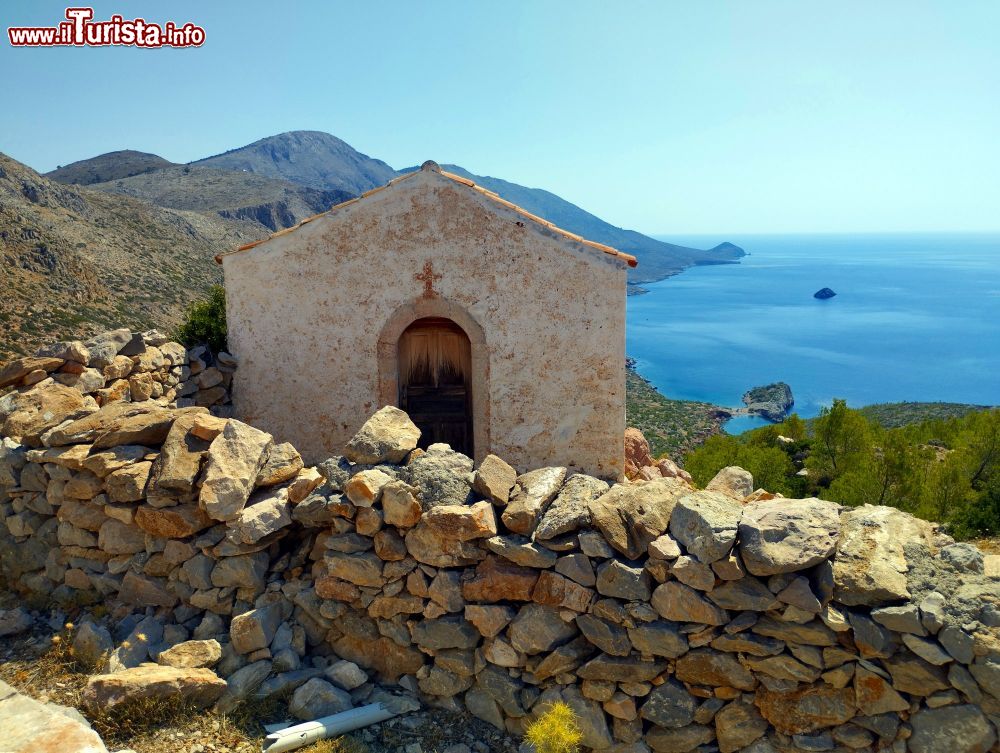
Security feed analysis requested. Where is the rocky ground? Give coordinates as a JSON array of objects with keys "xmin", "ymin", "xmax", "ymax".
[{"xmin": 0, "ymin": 597, "xmax": 518, "ymax": 753}]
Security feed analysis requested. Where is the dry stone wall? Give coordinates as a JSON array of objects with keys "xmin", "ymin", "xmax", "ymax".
[{"xmin": 1, "ymin": 331, "xmax": 999, "ymax": 753}]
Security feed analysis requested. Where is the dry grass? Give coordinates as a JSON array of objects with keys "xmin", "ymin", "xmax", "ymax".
[{"xmin": 973, "ymin": 537, "xmax": 1000, "ymax": 555}]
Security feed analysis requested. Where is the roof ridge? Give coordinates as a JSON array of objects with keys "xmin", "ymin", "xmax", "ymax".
[{"xmin": 215, "ymin": 166, "xmax": 637, "ymax": 268}]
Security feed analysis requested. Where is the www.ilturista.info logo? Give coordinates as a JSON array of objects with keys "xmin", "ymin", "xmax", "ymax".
[{"xmin": 8, "ymin": 7, "xmax": 205, "ymax": 48}]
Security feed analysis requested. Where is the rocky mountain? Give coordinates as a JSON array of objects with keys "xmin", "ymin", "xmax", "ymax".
[
  {"xmin": 191, "ymin": 130, "xmax": 398, "ymax": 195},
  {"xmin": 404, "ymin": 164, "xmax": 745, "ymax": 282},
  {"xmin": 0, "ymin": 152, "xmax": 265, "ymax": 360},
  {"xmin": 88, "ymin": 165, "xmax": 353, "ymax": 232},
  {"xmin": 45, "ymin": 150, "xmax": 176, "ymax": 186}
]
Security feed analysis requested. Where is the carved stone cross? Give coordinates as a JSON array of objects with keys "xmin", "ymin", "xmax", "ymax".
[{"xmin": 415, "ymin": 260, "xmax": 442, "ymax": 299}]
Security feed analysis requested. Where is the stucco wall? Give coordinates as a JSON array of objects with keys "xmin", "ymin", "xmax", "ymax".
[{"xmin": 222, "ymin": 168, "xmax": 627, "ymax": 478}]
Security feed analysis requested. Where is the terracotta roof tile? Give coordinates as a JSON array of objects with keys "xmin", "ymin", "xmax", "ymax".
[{"xmin": 215, "ymin": 164, "xmax": 637, "ymax": 268}]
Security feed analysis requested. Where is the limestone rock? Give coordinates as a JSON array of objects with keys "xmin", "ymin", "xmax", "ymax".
[
  {"xmin": 105, "ymin": 461, "xmax": 152, "ymax": 504},
  {"xmin": 0, "ymin": 356, "xmax": 65, "ymax": 388},
  {"xmin": 0, "ymin": 607, "xmax": 33, "ymax": 637},
  {"xmin": 472, "ymin": 453, "xmax": 517, "ymax": 506},
  {"xmin": 157, "ymin": 639, "xmax": 222, "ymax": 669},
  {"xmin": 1, "ymin": 384, "xmax": 88, "ymax": 444},
  {"xmin": 0, "ymin": 680, "xmax": 109, "ymax": 753},
  {"xmin": 256, "ymin": 442, "xmax": 303, "ymax": 486},
  {"xmin": 534, "ymin": 473, "xmax": 608, "ymax": 541},
  {"xmin": 71, "ymin": 621, "xmax": 113, "ymax": 668},
  {"xmin": 151, "ymin": 412, "xmax": 211, "ymax": 494},
  {"xmin": 501, "ymin": 466, "xmax": 567, "ymax": 535},
  {"xmin": 289, "ymin": 677, "xmax": 353, "ymax": 721},
  {"xmin": 231, "ymin": 487, "xmax": 292, "ymax": 543},
  {"xmin": 484, "ymin": 534, "xmax": 558, "ymax": 568},
  {"xmin": 134, "ymin": 504, "xmax": 213, "ymax": 539},
  {"xmin": 909, "ymin": 704, "xmax": 997, "ymax": 753},
  {"xmin": 404, "ymin": 519, "xmax": 486, "ymax": 567},
  {"xmin": 324, "ymin": 659, "xmax": 368, "ymax": 690},
  {"xmin": 833, "ymin": 504, "xmax": 935, "ymax": 606},
  {"xmin": 83, "ymin": 663, "xmax": 227, "ymax": 711},
  {"xmin": 738, "ymin": 498, "xmax": 841, "ymax": 576},
  {"xmin": 669, "ymin": 491, "xmax": 742, "ymax": 564},
  {"xmin": 754, "ymin": 684, "xmax": 857, "ymax": 735},
  {"xmin": 49, "ymin": 403, "xmax": 198, "ymax": 449},
  {"xmin": 423, "ymin": 501, "xmax": 497, "ymax": 540},
  {"xmin": 97, "ymin": 519, "xmax": 146, "ymax": 554},
  {"xmin": 382, "ymin": 480, "xmax": 423, "ymax": 527},
  {"xmin": 596, "ymin": 559, "xmax": 652, "ymax": 601},
  {"xmin": 230, "ymin": 604, "xmax": 283, "ymax": 655},
  {"xmin": 714, "ymin": 701, "xmax": 768, "ymax": 753},
  {"xmin": 462, "ymin": 556, "xmax": 538, "ymax": 602},
  {"xmin": 706, "ymin": 466, "xmax": 754, "ymax": 499},
  {"xmin": 651, "ymin": 582, "xmax": 728, "ymax": 625},
  {"xmin": 589, "ymin": 477, "xmax": 689, "ymax": 560},
  {"xmin": 344, "ymin": 406, "xmax": 420, "ymax": 464},
  {"xmin": 404, "ymin": 444, "xmax": 474, "ymax": 507},
  {"xmin": 508, "ymin": 604, "xmax": 577, "ymax": 654},
  {"xmin": 344, "ymin": 468, "xmax": 392, "ymax": 507},
  {"xmin": 675, "ymin": 648, "xmax": 755, "ymax": 690},
  {"xmin": 199, "ymin": 420, "xmax": 273, "ymax": 521}
]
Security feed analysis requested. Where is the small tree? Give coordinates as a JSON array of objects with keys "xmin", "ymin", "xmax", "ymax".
[
  {"xmin": 175, "ymin": 285, "xmax": 227, "ymax": 353},
  {"xmin": 525, "ymin": 701, "xmax": 582, "ymax": 753}
]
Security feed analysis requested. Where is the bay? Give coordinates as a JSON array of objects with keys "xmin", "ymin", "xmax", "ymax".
[{"xmin": 627, "ymin": 233, "xmax": 1000, "ymax": 433}]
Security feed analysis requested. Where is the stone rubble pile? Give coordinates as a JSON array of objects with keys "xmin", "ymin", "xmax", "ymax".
[{"xmin": 0, "ymin": 332, "xmax": 998, "ymax": 753}]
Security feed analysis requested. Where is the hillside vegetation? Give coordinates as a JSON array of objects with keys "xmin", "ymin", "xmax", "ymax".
[
  {"xmin": 625, "ymin": 367, "xmax": 729, "ymax": 457},
  {"xmin": 685, "ymin": 400, "xmax": 1000, "ymax": 539},
  {"xmin": 0, "ymin": 152, "xmax": 265, "ymax": 359}
]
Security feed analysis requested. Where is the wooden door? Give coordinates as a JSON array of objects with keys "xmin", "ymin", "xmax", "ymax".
[{"xmin": 398, "ymin": 318, "xmax": 473, "ymax": 456}]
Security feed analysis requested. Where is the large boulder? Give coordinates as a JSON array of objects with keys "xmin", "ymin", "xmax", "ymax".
[
  {"xmin": 738, "ymin": 498, "xmax": 841, "ymax": 576},
  {"xmin": 199, "ymin": 420, "xmax": 273, "ymax": 521},
  {"xmin": 833, "ymin": 505, "xmax": 935, "ymax": 606},
  {"xmin": 82, "ymin": 663, "xmax": 227, "ymax": 711},
  {"xmin": 344, "ymin": 406, "xmax": 420, "ymax": 464},
  {"xmin": 705, "ymin": 466, "xmax": 755, "ymax": 499},
  {"xmin": 623, "ymin": 427, "xmax": 656, "ymax": 479},
  {"xmin": 588, "ymin": 477, "xmax": 689, "ymax": 559}
]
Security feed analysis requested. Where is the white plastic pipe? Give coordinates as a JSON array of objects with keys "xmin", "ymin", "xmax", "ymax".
[{"xmin": 261, "ymin": 702, "xmax": 398, "ymax": 753}]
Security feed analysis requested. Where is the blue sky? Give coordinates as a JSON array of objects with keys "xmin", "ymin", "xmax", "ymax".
[{"xmin": 2, "ymin": 1, "xmax": 998, "ymax": 234}]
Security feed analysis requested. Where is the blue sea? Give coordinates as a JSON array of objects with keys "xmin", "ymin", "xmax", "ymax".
[{"xmin": 626, "ymin": 233, "xmax": 1000, "ymax": 434}]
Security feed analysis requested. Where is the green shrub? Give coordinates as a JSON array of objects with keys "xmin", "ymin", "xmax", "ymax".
[{"xmin": 175, "ymin": 285, "xmax": 227, "ymax": 353}]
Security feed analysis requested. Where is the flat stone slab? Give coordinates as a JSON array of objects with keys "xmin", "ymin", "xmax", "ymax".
[{"xmin": 0, "ymin": 679, "xmax": 108, "ymax": 752}]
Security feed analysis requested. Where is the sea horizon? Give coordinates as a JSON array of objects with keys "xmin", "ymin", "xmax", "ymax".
[{"xmin": 629, "ymin": 230, "xmax": 1000, "ymax": 434}]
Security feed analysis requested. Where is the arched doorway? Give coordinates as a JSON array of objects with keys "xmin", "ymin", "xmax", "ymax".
[{"xmin": 397, "ymin": 317, "xmax": 473, "ymax": 455}]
